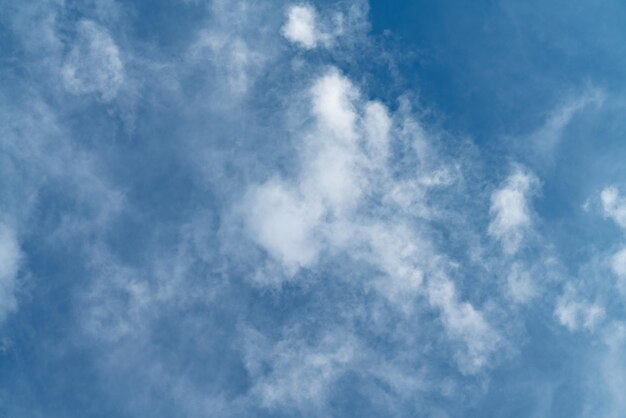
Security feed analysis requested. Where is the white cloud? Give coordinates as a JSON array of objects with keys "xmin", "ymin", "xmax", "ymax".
[
  {"xmin": 245, "ymin": 68, "xmax": 365, "ymax": 278},
  {"xmin": 61, "ymin": 19, "xmax": 124, "ymax": 101},
  {"xmin": 282, "ymin": 5, "xmax": 319, "ymax": 49},
  {"xmin": 281, "ymin": 3, "xmax": 356, "ymax": 50},
  {"xmin": 243, "ymin": 66, "xmax": 501, "ymax": 376},
  {"xmin": 599, "ymin": 186, "xmax": 626, "ymax": 293},
  {"xmin": 245, "ymin": 69, "xmax": 416, "ymax": 284},
  {"xmin": 3, "ymin": 1, "xmax": 586, "ymax": 413},
  {"xmin": 554, "ymin": 288, "xmax": 604, "ymax": 332},
  {"xmin": 245, "ymin": 179, "xmax": 322, "ymax": 275},
  {"xmin": 0, "ymin": 224, "xmax": 21, "ymax": 324},
  {"xmin": 310, "ymin": 68, "xmax": 359, "ymax": 142},
  {"xmin": 601, "ymin": 186, "xmax": 626, "ymax": 229},
  {"xmin": 488, "ymin": 168, "xmax": 538, "ymax": 254},
  {"xmin": 365, "ymin": 223, "xmax": 425, "ymax": 308},
  {"xmin": 427, "ymin": 275, "xmax": 501, "ymax": 375}
]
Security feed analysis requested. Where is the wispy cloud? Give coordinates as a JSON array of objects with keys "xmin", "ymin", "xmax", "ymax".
[
  {"xmin": 488, "ymin": 167, "xmax": 539, "ymax": 255},
  {"xmin": 62, "ymin": 19, "xmax": 124, "ymax": 101},
  {"xmin": 3, "ymin": 0, "xmax": 626, "ymax": 416},
  {"xmin": 529, "ymin": 88, "xmax": 604, "ymax": 160},
  {"xmin": 554, "ymin": 285, "xmax": 604, "ymax": 332},
  {"xmin": 0, "ymin": 225, "xmax": 21, "ymax": 324}
]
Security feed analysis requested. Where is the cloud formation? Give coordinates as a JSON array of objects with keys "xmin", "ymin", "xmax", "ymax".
[
  {"xmin": 3, "ymin": 0, "xmax": 626, "ymax": 417},
  {"xmin": 244, "ymin": 65, "xmax": 502, "ymax": 384},
  {"xmin": 62, "ymin": 19, "xmax": 124, "ymax": 100},
  {"xmin": 282, "ymin": 4, "xmax": 319, "ymax": 49},
  {"xmin": 488, "ymin": 168, "xmax": 538, "ymax": 254}
]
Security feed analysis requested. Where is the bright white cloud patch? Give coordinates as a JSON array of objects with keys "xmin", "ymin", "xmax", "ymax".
[
  {"xmin": 310, "ymin": 69, "xmax": 358, "ymax": 141},
  {"xmin": 245, "ymin": 66, "xmax": 500, "ymax": 378},
  {"xmin": 245, "ymin": 68, "xmax": 365, "ymax": 278},
  {"xmin": 282, "ymin": 4, "xmax": 319, "ymax": 49},
  {"xmin": 488, "ymin": 168, "xmax": 538, "ymax": 254},
  {"xmin": 9, "ymin": 1, "xmax": 622, "ymax": 415},
  {"xmin": 0, "ymin": 225, "xmax": 21, "ymax": 324},
  {"xmin": 246, "ymin": 180, "xmax": 322, "ymax": 275},
  {"xmin": 281, "ymin": 3, "xmax": 345, "ymax": 49},
  {"xmin": 62, "ymin": 20, "xmax": 124, "ymax": 101}
]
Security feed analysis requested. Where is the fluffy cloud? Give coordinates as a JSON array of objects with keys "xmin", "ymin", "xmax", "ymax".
[
  {"xmin": 244, "ymin": 66, "xmax": 501, "ymax": 378},
  {"xmin": 281, "ymin": 3, "xmax": 351, "ymax": 49},
  {"xmin": 282, "ymin": 4, "xmax": 319, "ymax": 49},
  {"xmin": 245, "ymin": 180, "xmax": 322, "ymax": 274},
  {"xmin": 5, "ymin": 0, "xmax": 623, "ymax": 416},
  {"xmin": 310, "ymin": 68, "xmax": 359, "ymax": 142},
  {"xmin": 601, "ymin": 186, "xmax": 626, "ymax": 229},
  {"xmin": 245, "ymin": 68, "xmax": 365, "ymax": 278}
]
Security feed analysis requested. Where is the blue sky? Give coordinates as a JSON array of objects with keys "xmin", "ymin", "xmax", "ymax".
[{"xmin": 2, "ymin": 1, "xmax": 626, "ymax": 417}]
